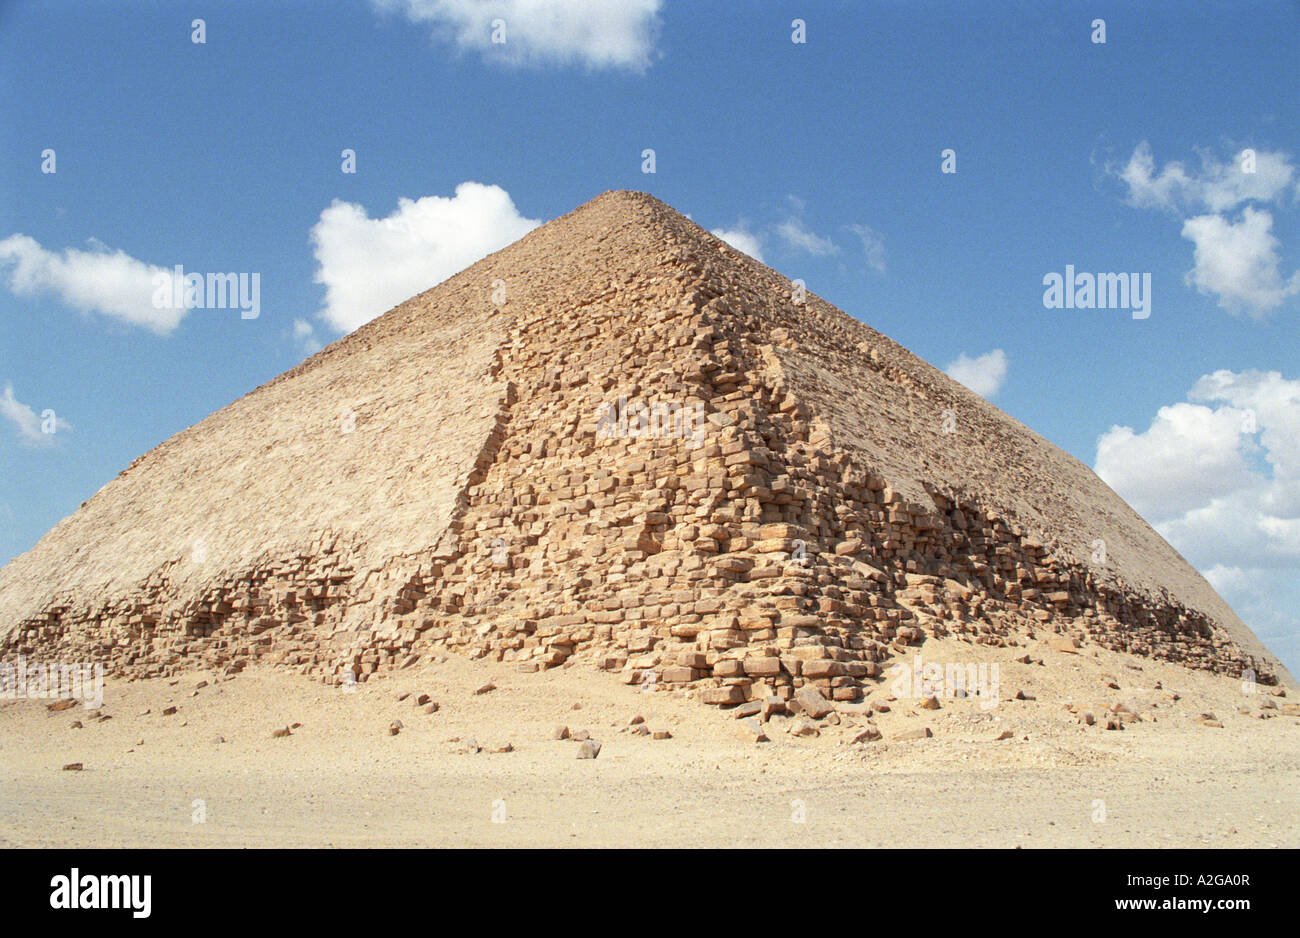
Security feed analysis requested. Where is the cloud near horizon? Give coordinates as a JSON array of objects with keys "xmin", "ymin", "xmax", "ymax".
[{"xmin": 1095, "ymin": 368, "xmax": 1300, "ymax": 670}]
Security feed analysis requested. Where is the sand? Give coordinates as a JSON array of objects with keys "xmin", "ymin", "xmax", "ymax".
[{"xmin": 2, "ymin": 639, "xmax": 1296, "ymax": 849}]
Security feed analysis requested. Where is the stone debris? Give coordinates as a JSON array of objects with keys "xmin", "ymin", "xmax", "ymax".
[
  {"xmin": 389, "ymin": 720, "xmax": 403, "ymax": 736},
  {"xmin": 271, "ymin": 726, "xmax": 291, "ymax": 738},
  {"xmin": 894, "ymin": 727, "xmax": 932, "ymax": 740},
  {"xmin": 736, "ymin": 718, "xmax": 769, "ymax": 743},
  {"xmin": 62, "ymin": 763, "xmax": 83, "ymax": 771},
  {"xmin": 576, "ymin": 740, "xmax": 601, "ymax": 759},
  {"xmin": 550, "ymin": 725, "xmax": 570, "ymax": 740},
  {"xmin": 0, "ymin": 190, "xmax": 1286, "ymax": 713}
]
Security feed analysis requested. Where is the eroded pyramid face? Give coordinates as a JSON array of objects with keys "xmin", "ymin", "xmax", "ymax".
[{"xmin": 0, "ymin": 191, "xmax": 1290, "ymax": 699}]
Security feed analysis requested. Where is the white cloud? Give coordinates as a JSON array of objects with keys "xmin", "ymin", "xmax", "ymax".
[
  {"xmin": 1180, "ymin": 207, "xmax": 1300, "ymax": 318},
  {"xmin": 292, "ymin": 318, "xmax": 323, "ymax": 355},
  {"xmin": 372, "ymin": 0, "xmax": 662, "ymax": 71},
  {"xmin": 0, "ymin": 234, "xmax": 183, "ymax": 335},
  {"xmin": 847, "ymin": 223, "xmax": 886, "ymax": 273},
  {"xmin": 774, "ymin": 217, "xmax": 838, "ymax": 256},
  {"xmin": 1, "ymin": 382, "xmax": 69, "ymax": 446},
  {"xmin": 1094, "ymin": 369, "xmax": 1300, "ymax": 672},
  {"xmin": 1117, "ymin": 140, "xmax": 1299, "ymax": 214},
  {"xmin": 944, "ymin": 349, "xmax": 1008, "ymax": 399},
  {"xmin": 710, "ymin": 226, "xmax": 764, "ymax": 262},
  {"xmin": 1095, "ymin": 402, "xmax": 1256, "ymax": 524},
  {"xmin": 310, "ymin": 182, "xmax": 541, "ymax": 334}
]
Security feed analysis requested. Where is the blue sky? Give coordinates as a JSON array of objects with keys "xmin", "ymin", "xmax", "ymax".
[{"xmin": 1, "ymin": 0, "xmax": 1298, "ymax": 672}]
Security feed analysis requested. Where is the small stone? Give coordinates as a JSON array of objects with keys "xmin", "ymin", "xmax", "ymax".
[
  {"xmin": 851, "ymin": 726, "xmax": 882, "ymax": 744},
  {"xmin": 630, "ymin": 724, "xmax": 650, "ymax": 736},
  {"xmin": 576, "ymin": 740, "xmax": 601, "ymax": 759},
  {"xmin": 918, "ymin": 695, "xmax": 940, "ymax": 710},
  {"xmin": 416, "ymin": 693, "xmax": 431, "ymax": 706},
  {"xmin": 570, "ymin": 729, "xmax": 591, "ymax": 742},
  {"xmin": 793, "ymin": 685, "xmax": 835, "ymax": 719},
  {"xmin": 47, "ymin": 699, "xmax": 77, "ymax": 712},
  {"xmin": 1047, "ymin": 635, "xmax": 1078, "ymax": 654},
  {"xmin": 551, "ymin": 725, "xmax": 570, "ymax": 740},
  {"xmin": 994, "ymin": 729, "xmax": 1015, "ymax": 740},
  {"xmin": 733, "ymin": 701, "xmax": 762, "ymax": 719},
  {"xmin": 789, "ymin": 718, "xmax": 819, "ymax": 738},
  {"xmin": 474, "ymin": 682, "xmax": 497, "ymax": 695},
  {"xmin": 489, "ymin": 743, "xmax": 514, "ymax": 753},
  {"xmin": 628, "ymin": 714, "xmax": 645, "ymax": 725},
  {"xmin": 736, "ymin": 718, "xmax": 769, "ymax": 743},
  {"xmin": 271, "ymin": 726, "xmax": 291, "ymax": 738},
  {"xmin": 652, "ymin": 730, "xmax": 672, "ymax": 740},
  {"xmin": 894, "ymin": 727, "xmax": 933, "ymax": 740},
  {"xmin": 162, "ymin": 706, "xmax": 177, "ymax": 716},
  {"xmin": 423, "ymin": 703, "xmax": 439, "ymax": 714},
  {"xmin": 211, "ymin": 735, "xmax": 225, "ymax": 744},
  {"xmin": 62, "ymin": 762, "xmax": 83, "ymax": 771},
  {"xmin": 389, "ymin": 720, "xmax": 403, "ymax": 735}
]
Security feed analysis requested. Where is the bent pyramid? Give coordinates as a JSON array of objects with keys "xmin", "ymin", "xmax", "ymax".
[{"xmin": 1, "ymin": 191, "xmax": 1290, "ymax": 699}]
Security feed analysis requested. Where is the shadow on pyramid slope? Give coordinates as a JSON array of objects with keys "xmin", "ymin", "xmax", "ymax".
[{"xmin": 1, "ymin": 190, "xmax": 1291, "ymax": 696}]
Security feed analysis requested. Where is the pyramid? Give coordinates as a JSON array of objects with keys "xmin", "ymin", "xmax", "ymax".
[{"xmin": 1, "ymin": 191, "xmax": 1290, "ymax": 701}]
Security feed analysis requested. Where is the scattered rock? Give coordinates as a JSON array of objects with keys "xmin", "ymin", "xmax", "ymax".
[
  {"xmin": 893, "ymin": 727, "xmax": 933, "ymax": 740},
  {"xmin": 736, "ymin": 718, "xmax": 769, "ymax": 743},
  {"xmin": 794, "ymin": 685, "xmax": 835, "ymax": 719},
  {"xmin": 162, "ymin": 706, "xmax": 177, "ymax": 716},
  {"xmin": 851, "ymin": 726, "xmax": 882, "ymax": 744},
  {"xmin": 652, "ymin": 730, "xmax": 672, "ymax": 740},
  {"xmin": 918, "ymin": 695, "xmax": 940, "ymax": 710},
  {"xmin": 474, "ymin": 682, "xmax": 497, "ymax": 695},
  {"xmin": 271, "ymin": 726, "xmax": 292, "ymax": 738},
  {"xmin": 389, "ymin": 720, "xmax": 403, "ymax": 736},
  {"xmin": 994, "ymin": 729, "xmax": 1015, "ymax": 740},
  {"xmin": 62, "ymin": 762, "xmax": 83, "ymax": 771},
  {"xmin": 789, "ymin": 718, "xmax": 820, "ymax": 738},
  {"xmin": 550, "ymin": 725, "xmax": 570, "ymax": 740},
  {"xmin": 628, "ymin": 714, "xmax": 645, "ymax": 726},
  {"xmin": 576, "ymin": 740, "xmax": 601, "ymax": 759},
  {"xmin": 47, "ymin": 699, "xmax": 77, "ymax": 712},
  {"xmin": 1047, "ymin": 635, "xmax": 1078, "ymax": 654}
]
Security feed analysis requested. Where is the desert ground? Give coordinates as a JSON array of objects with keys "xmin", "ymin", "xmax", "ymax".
[{"xmin": 3, "ymin": 637, "xmax": 1297, "ymax": 848}]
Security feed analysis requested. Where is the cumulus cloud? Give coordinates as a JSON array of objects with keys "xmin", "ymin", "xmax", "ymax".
[
  {"xmin": 310, "ymin": 182, "xmax": 541, "ymax": 334},
  {"xmin": 774, "ymin": 217, "xmax": 838, "ymax": 256},
  {"xmin": 710, "ymin": 226, "xmax": 764, "ymax": 262},
  {"xmin": 1110, "ymin": 142, "xmax": 1300, "ymax": 319},
  {"xmin": 372, "ymin": 0, "xmax": 662, "ymax": 71},
  {"xmin": 0, "ymin": 234, "xmax": 182, "ymax": 335},
  {"xmin": 1, "ymin": 382, "xmax": 69, "ymax": 446},
  {"xmin": 1095, "ymin": 369, "xmax": 1300, "ymax": 670},
  {"xmin": 944, "ymin": 349, "xmax": 1008, "ymax": 399},
  {"xmin": 1117, "ymin": 140, "xmax": 1299, "ymax": 214},
  {"xmin": 1180, "ymin": 207, "xmax": 1300, "ymax": 317}
]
